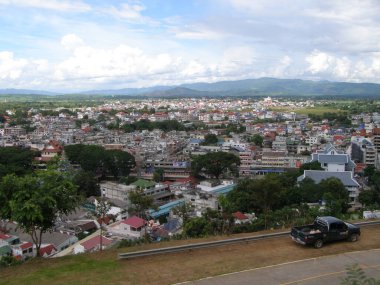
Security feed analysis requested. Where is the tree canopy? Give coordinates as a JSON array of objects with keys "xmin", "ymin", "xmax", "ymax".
[
  {"xmin": 64, "ymin": 144, "xmax": 135, "ymax": 178},
  {"xmin": 191, "ymin": 152, "xmax": 240, "ymax": 179},
  {"xmin": 251, "ymin": 134, "xmax": 263, "ymax": 147},
  {"xmin": 0, "ymin": 147, "xmax": 37, "ymax": 178},
  {"xmin": 128, "ymin": 189, "xmax": 154, "ymax": 219},
  {"xmin": 0, "ymin": 171, "xmax": 79, "ymax": 256},
  {"xmin": 201, "ymin": 134, "xmax": 218, "ymax": 145}
]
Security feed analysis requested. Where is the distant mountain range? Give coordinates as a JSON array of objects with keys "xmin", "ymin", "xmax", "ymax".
[
  {"xmin": 2, "ymin": 78, "xmax": 380, "ymax": 97},
  {"xmin": 0, "ymin": 88, "xmax": 60, "ymax": 96}
]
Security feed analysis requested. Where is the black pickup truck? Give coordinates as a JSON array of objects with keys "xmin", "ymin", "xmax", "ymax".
[{"xmin": 290, "ymin": 216, "xmax": 360, "ymax": 248}]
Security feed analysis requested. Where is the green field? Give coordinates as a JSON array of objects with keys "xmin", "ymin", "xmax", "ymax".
[{"xmin": 269, "ymin": 106, "xmax": 344, "ymax": 115}]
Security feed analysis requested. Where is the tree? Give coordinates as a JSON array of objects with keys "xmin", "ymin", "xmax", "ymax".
[
  {"xmin": 227, "ymin": 175, "xmax": 285, "ymax": 229},
  {"xmin": 297, "ymin": 178, "xmax": 322, "ymax": 203},
  {"xmin": 226, "ymin": 179, "xmax": 256, "ymax": 213},
  {"xmin": 65, "ymin": 144, "xmax": 136, "ymax": 179},
  {"xmin": 299, "ymin": 161, "xmax": 323, "ymax": 174},
  {"xmin": 0, "ymin": 174, "xmax": 17, "ymax": 230},
  {"xmin": 0, "ymin": 171, "xmax": 79, "ymax": 257},
  {"xmin": 191, "ymin": 152, "xmax": 240, "ymax": 179},
  {"xmin": 0, "ymin": 147, "xmax": 36, "ymax": 179},
  {"xmin": 363, "ymin": 165, "xmax": 376, "ymax": 178},
  {"xmin": 153, "ymin": 168, "xmax": 164, "ymax": 182},
  {"xmin": 74, "ymin": 170, "xmax": 100, "ymax": 197},
  {"xmin": 251, "ymin": 175, "xmax": 284, "ymax": 229},
  {"xmin": 94, "ymin": 197, "xmax": 111, "ymax": 251},
  {"xmin": 319, "ymin": 177, "xmax": 349, "ymax": 215},
  {"xmin": 183, "ymin": 217, "xmax": 212, "ymax": 238},
  {"xmin": 251, "ymin": 134, "xmax": 263, "ymax": 147},
  {"xmin": 202, "ymin": 134, "xmax": 218, "ymax": 145},
  {"xmin": 128, "ymin": 189, "xmax": 154, "ymax": 219},
  {"xmin": 104, "ymin": 150, "xmax": 136, "ymax": 178},
  {"xmin": 359, "ymin": 190, "xmax": 380, "ymax": 209},
  {"xmin": 172, "ymin": 202, "xmax": 194, "ymax": 225}
]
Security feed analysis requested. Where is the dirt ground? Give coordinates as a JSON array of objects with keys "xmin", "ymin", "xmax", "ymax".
[{"xmin": 1, "ymin": 225, "xmax": 380, "ymax": 285}]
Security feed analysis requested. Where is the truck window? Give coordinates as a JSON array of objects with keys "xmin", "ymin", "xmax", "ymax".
[
  {"xmin": 331, "ymin": 222, "xmax": 346, "ymax": 231},
  {"xmin": 330, "ymin": 223, "xmax": 338, "ymax": 230}
]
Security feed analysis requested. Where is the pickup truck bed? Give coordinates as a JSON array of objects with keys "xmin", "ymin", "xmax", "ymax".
[{"xmin": 290, "ymin": 216, "xmax": 360, "ymax": 248}]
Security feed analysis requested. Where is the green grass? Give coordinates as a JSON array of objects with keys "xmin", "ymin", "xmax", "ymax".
[
  {"xmin": 1, "ymin": 253, "xmax": 121, "ymax": 285},
  {"xmin": 2, "ymin": 226, "xmax": 380, "ymax": 285}
]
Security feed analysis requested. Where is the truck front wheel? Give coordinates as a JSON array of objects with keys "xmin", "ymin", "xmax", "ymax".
[
  {"xmin": 349, "ymin": 234, "xmax": 359, "ymax": 242},
  {"xmin": 314, "ymin": 239, "xmax": 323, "ymax": 249}
]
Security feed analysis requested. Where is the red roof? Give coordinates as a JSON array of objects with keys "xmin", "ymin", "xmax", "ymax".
[
  {"xmin": 80, "ymin": 235, "xmax": 112, "ymax": 251},
  {"xmin": 121, "ymin": 216, "xmax": 146, "ymax": 228},
  {"xmin": 373, "ymin": 128, "xmax": 380, "ymax": 135},
  {"xmin": 0, "ymin": 233, "xmax": 11, "ymax": 240},
  {"xmin": 40, "ymin": 244, "xmax": 56, "ymax": 256},
  {"xmin": 333, "ymin": 135, "xmax": 345, "ymax": 141},
  {"xmin": 20, "ymin": 242, "xmax": 33, "ymax": 250},
  {"xmin": 233, "ymin": 211, "xmax": 249, "ymax": 220}
]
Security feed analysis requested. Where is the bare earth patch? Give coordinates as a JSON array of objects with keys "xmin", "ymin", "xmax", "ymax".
[{"xmin": 1, "ymin": 226, "xmax": 380, "ymax": 285}]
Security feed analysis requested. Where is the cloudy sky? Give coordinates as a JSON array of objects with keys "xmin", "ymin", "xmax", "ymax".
[{"xmin": 1, "ymin": 0, "xmax": 380, "ymax": 92}]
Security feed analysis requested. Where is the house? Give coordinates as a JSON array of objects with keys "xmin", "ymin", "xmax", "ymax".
[
  {"xmin": 39, "ymin": 244, "xmax": 57, "ymax": 257},
  {"xmin": 4, "ymin": 221, "xmax": 78, "ymax": 253},
  {"xmin": 298, "ymin": 144, "xmax": 360, "ymax": 204},
  {"xmin": 73, "ymin": 235, "xmax": 112, "ymax": 254},
  {"xmin": 108, "ymin": 216, "xmax": 147, "ymax": 239},
  {"xmin": 298, "ymin": 170, "xmax": 360, "ymax": 204},
  {"xmin": 309, "ymin": 144, "xmax": 356, "ymax": 172},
  {"xmin": 12, "ymin": 242, "xmax": 34, "ymax": 259},
  {"xmin": 233, "ymin": 212, "xmax": 249, "ymax": 224},
  {"xmin": 0, "ymin": 233, "xmax": 20, "ymax": 245}
]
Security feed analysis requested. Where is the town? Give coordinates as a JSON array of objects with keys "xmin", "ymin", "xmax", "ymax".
[{"xmin": 1, "ymin": 96, "xmax": 380, "ymax": 262}]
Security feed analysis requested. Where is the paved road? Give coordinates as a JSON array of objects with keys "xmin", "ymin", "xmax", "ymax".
[{"xmin": 177, "ymin": 249, "xmax": 380, "ymax": 285}]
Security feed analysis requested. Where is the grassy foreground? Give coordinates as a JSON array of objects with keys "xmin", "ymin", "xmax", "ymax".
[{"xmin": 1, "ymin": 226, "xmax": 380, "ymax": 285}]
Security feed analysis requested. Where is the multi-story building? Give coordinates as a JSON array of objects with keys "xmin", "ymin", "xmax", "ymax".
[
  {"xmin": 298, "ymin": 144, "xmax": 360, "ymax": 204},
  {"xmin": 351, "ymin": 137, "xmax": 377, "ymax": 168}
]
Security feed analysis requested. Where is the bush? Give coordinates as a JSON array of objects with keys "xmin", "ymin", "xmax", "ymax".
[{"xmin": 0, "ymin": 256, "xmax": 22, "ymax": 268}]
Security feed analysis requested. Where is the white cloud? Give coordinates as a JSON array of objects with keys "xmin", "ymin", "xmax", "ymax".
[
  {"xmin": 0, "ymin": 0, "xmax": 91, "ymax": 12},
  {"xmin": 103, "ymin": 2, "xmax": 158, "ymax": 25},
  {"xmin": 0, "ymin": 51, "xmax": 28, "ymax": 80},
  {"xmin": 306, "ymin": 50, "xmax": 335, "ymax": 74},
  {"xmin": 61, "ymin": 34, "xmax": 85, "ymax": 51},
  {"xmin": 272, "ymin": 55, "xmax": 292, "ymax": 77},
  {"xmin": 304, "ymin": 50, "xmax": 380, "ymax": 83},
  {"xmin": 54, "ymin": 35, "xmax": 179, "ymax": 85},
  {"xmin": 173, "ymin": 25, "xmax": 225, "ymax": 40},
  {"xmin": 0, "ymin": 51, "xmax": 52, "ymax": 88},
  {"xmin": 107, "ymin": 3, "xmax": 145, "ymax": 20}
]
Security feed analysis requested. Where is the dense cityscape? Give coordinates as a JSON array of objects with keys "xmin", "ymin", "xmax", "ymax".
[
  {"xmin": 0, "ymin": 95, "xmax": 379, "ymax": 260},
  {"xmin": 2, "ymin": 0, "xmax": 380, "ymax": 284}
]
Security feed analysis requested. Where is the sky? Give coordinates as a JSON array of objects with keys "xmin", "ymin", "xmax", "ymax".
[{"xmin": 1, "ymin": 0, "xmax": 380, "ymax": 92}]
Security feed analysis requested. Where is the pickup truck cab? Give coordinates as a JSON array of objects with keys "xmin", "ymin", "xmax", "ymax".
[{"xmin": 290, "ymin": 216, "xmax": 360, "ymax": 248}]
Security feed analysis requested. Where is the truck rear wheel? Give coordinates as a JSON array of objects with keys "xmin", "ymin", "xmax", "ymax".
[
  {"xmin": 349, "ymin": 234, "xmax": 359, "ymax": 242},
  {"xmin": 314, "ymin": 239, "xmax": 323, "ymax": 249}
]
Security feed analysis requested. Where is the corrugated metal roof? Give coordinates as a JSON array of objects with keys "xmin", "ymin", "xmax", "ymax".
[
  {"xmin": 318, "ymin": 154, "xmax": 348, "ymax": 164},
  {"xmin": 298, "ymin": 170, "xmax": 359, "ymax": 187}
]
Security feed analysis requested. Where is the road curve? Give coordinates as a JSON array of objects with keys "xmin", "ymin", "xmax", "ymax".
[{"xmin": 176, "ymin": 249, "xmax": 380, "ymax": 285}]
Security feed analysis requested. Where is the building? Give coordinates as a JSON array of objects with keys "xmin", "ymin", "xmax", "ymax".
[
  {"xmin": 298, "ymin": 144, "xmax": 360, "ymax": 204},
  {"xmin": 108, "ymin": 216, "xmax": 147, "ymax": 239},
  {"xmin": 100, "ymin": 181, "xmax": 136, "ymax": 203},
  {"xmin": 350, "ymin": 137, "xmax": 377, "ymax": 168},
  {"xmin": 298, "ymin": 170, "xmax": 360, "ymax": 204}
]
